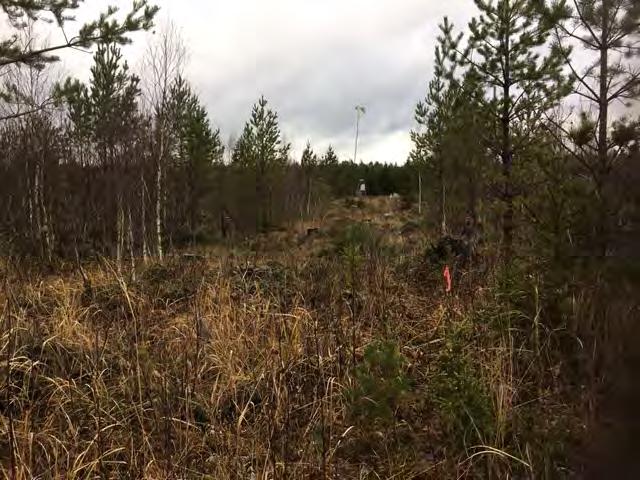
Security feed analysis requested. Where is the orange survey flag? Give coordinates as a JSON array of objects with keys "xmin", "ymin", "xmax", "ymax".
[{"xmin": 443, "ymin": 265, "xmax": 452, "ymax": 293}]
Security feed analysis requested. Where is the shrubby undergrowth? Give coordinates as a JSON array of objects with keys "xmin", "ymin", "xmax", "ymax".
[{"xmin": 2, "ymin": 199, "xmax": 628, "ymax": 479}]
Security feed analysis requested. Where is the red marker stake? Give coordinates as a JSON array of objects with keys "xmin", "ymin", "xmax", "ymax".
[{"xmin": 443, "ymin": 265, "xmax": 452, "ymax": 293}]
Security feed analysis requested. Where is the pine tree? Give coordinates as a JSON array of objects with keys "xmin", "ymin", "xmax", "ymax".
[
  {"xmin": 445, "ymin": 76, "xmax": 492, "ymax": 222},
  {"xmin": 554, "ymin": 0, "xmax": 640, "ymax": 255},
  {"xmin": 58, "ymin": 43, "xmax": 141, "ymax": 260},
  {"xmin": 0, "ymin": 1, "xmax": 158, "ymax": 69},
  {"xmin": 60, "ymin": 43, "xmax": 140, "ymax": 156},
  {"xmin": 231, "ymin": 96, "xmax": 290, "ymax": 231},
  {"xmin": 317, "ymin": 145, "xmax": 339, "ymax": 195},
  {"xmin": 231, "ymin": 123, "xmax": 255, "ymax": 167},
  {"xmin": 168, "ymin": 76, "xmax": 224, "ymax": 242},
  {"xmin": 300, "ymin": 141, "xmax": 317, "ymax": 169},
  {"xmin": 411, "ymin": 18, "xmax": 460, "ymax": 235},
  {"xmin": 300, "ymin": 141, "xmax": 318, "ymax": 217},
  {"xmin": 460, "ymin": 0, "xmax": 570, "ymax": 257},
  {"xmin": 320, "ymin": 145, "xmax": 339, "ymax": 167},
  {"xmin": 0, "ymin": 1, "xmax": 157, "ymax": 120}
]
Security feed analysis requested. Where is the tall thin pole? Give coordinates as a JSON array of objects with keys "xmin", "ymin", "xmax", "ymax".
[{"xmin": 354, "ymin": 105, "xmax": 365, "ymax": 163}]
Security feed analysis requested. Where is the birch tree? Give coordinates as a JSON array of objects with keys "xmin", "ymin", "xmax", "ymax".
[{"xmin": 142, "ymin": 21, "xmax": 186, "ymax": 259}]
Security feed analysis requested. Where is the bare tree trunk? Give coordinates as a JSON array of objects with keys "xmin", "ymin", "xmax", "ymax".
[
  {"xmin": 305, "ymin": 176, "xmax": 312, "ymax": 218},
  {"xmin": 117, "ymin": 196, "xmax": 124, "ymax": 272},
  {"xmin": 141, "ymin": 175, "xmax": 149, "ymax": 264},
  {"xmin": 128, "ymin": 207, "xmax": 136, "ymax": 281},
  {"xmin": 34, "ymin": 161, "xmax": 42, "ymax": 255},
  {"xmin": 438, "ymin": 158, "xmax": 447, "ymax": 236},
  {"xmin": 155, "ymin": 141, "xmax": 164, "ymax": 260},
  {"xmin": 37, "ymin": 161, "xmax": 53, "ymax": 262},
  {"xmin": 418, "ymin": 171, "xmax": 422, "ymax": 216},
  {"xmin": 26, "ymin": 158, "xmax": 34, "ymax": 244}
]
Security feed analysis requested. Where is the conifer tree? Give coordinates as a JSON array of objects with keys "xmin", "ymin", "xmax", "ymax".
[
  {"xmin": 231, "ymin": 96, "xmax": 290, "ymax": 231},
  {"xmin": 60, "ymin": 43, "xmax": 140, "ymax": 158},
  {"xmin": 58, "ymin": 43, "xmax": 141, "ymax": 260},
  {"xmin": 231, "ymin": 124, "xmax": 256, "ymax": 168},
  {"xmin": 317, "ymin": 145, "xmax": 339, "ymax": 194},
  {"xmin": 554, "ymin": 0, "xmax": 640, "ymax": 255},
  {"xmin": 320, "ymin": 145, "xmax": 339, "ymax": 167},
  {"xmin": 300, "ymin": 141, "xmax": 318, "ymax": 217},
  {"xmin": 0, "ymin": 0, "xmax": 158, "ymax": 69},
  {"xmin": 168, "ymin": 76, "xmax": 224, "ymax": 242},
  {"xmin": 411, "ymin": 18, "xmax": 460, "ymax": 235},
  {"xmin": 459, "ymin": 0, "xmax": 570, "ymax": 256},
  {"xmin": 0, "ymin": 1, "xmax": 157, "ymax": 120}
]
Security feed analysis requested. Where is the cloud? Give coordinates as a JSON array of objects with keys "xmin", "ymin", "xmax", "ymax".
[{"xmin": 55, "ymin": 0, "xmax": 476, "ymax": 163}]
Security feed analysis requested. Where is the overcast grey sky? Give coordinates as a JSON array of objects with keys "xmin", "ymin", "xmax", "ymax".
[{"xmin": 56, "ymin": 0, "xmax": 476, "ymax": 163}]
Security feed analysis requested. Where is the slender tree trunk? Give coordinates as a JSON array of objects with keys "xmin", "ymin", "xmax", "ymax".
[
  {"xmin": 189, "ymin": 166, "xmax": 197, "ymax": 246},
  {"xmin": 468, "ymin": 173, "xmax": 478, "ymax": 223},
  {"xmin": 141, "ymin": 175, "xmax": 149, "ymax": 264},
  {"xmin": 26, "ymin": 158, "xmax": 34, "ymax": 244},
  {"xmin": 155, "ymin": 136, "xmax": 164, "ymax": 260},
  {"xmin": 597, "ymin": 3, "xmax": 610, "ymax": 257},
  {"xmin": 305, "ymin": 175, "xmax": 312, "ymax": 218},
  {"xmin": 34, "ymin": 161, "xmax": 42, "ymax": 256},
  {"xmin": 38, "ymin": 160, "xmax": 52, "ymax": 262},
  {"xmin": 116, "ymin": 195, "xmax": 124, "ymax": 272},
  {"xmin": 128, "ymin": 207, "xmax": 135, "ymax": 280},
  {"xmin": 418, "ymin": 171, "xmax": 422, "ymax": 216},
  {"xmin": 502, "ymin": 23, "xmax": 514, "ymax": 260},
  {"xmin": 439, "ymin": 160, "xmax": 447, "ymax": 236}
]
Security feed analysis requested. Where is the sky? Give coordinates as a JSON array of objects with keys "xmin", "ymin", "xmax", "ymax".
[{"xmin": 51, "ymin": 0, "xmax": 476, "ymax": 164}]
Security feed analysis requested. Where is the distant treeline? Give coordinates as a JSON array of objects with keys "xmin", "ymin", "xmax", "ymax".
[
  {"xmin": 2, "ymin": 0, "xmax": 640, "ymax": 266},
  {"xmin": 0, "ymin": 40, "xmax": 418, "ymax": 262}
]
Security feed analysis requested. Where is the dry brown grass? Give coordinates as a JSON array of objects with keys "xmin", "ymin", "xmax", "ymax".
[{"xmin": 0, "ymin": 198, "xmax": 621, "ymax": 479}]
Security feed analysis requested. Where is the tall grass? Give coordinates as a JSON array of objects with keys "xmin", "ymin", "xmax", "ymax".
[{"xmin": 0, "ymin": 219, "xmax": 632, "ymax": 478}]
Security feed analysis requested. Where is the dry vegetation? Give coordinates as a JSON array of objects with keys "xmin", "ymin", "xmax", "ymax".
[{"xmin": 0, "ymin": 198, "xmax": 634, "ymax": 479}]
